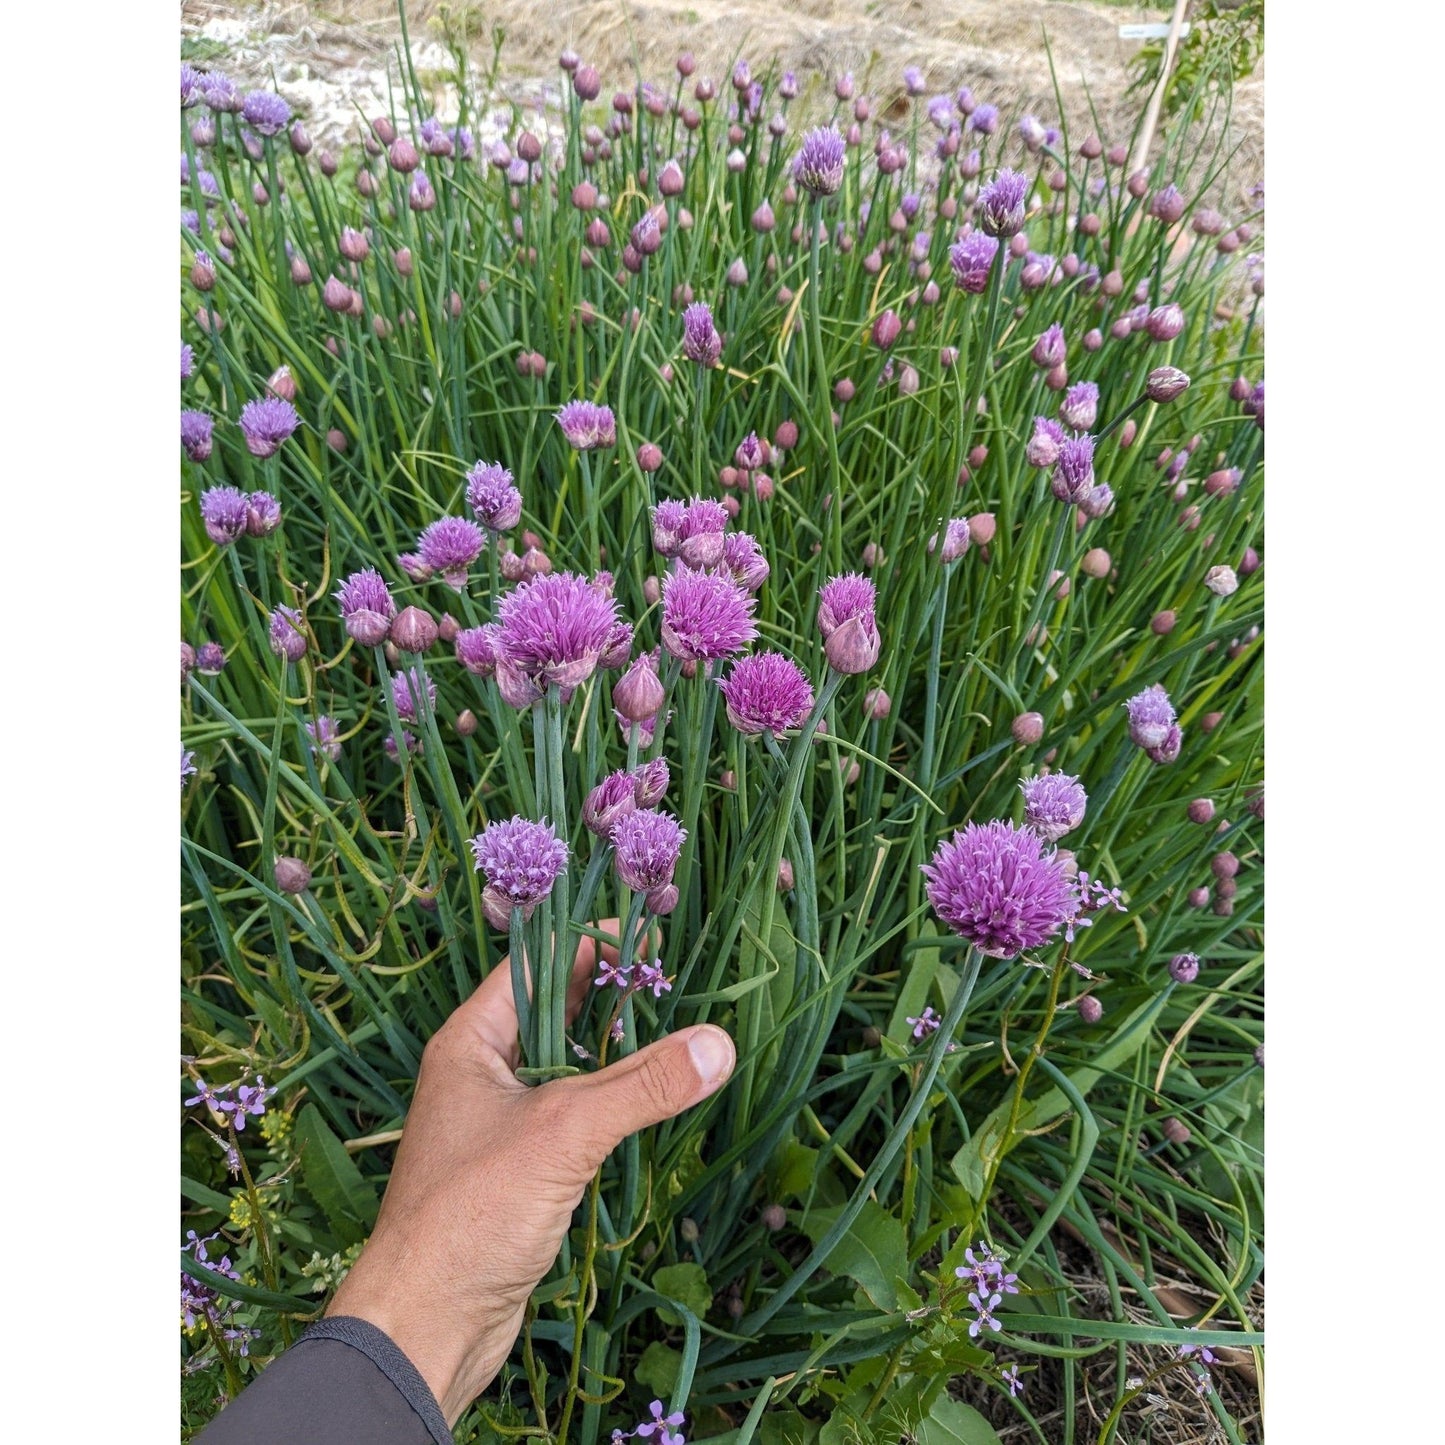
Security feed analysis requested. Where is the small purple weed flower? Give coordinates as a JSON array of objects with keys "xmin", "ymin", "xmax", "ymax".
[
  {"xmin": 681, "ymin": 301, "xmax": 723, "ymax": 366},
  {"xmin": 335, "ymin": 568, "xmax": 396, "ymax": 647},
  {"xmin": 1019, "ymin": 773, "xmax": 1087, "ymax": 843},
  {"xmin": 967, "ymin": 1291, "xmax": 1003, "ymax": 1337},
  {"xmin": 555, "ymin": 399, "xmax": 616, "ymax": 450},
  {"xmin": 793, "ymin": 127, "xmax": 847, "ymax": 196},
  {"xmin": 181, "ymin": 744, "xmax": 197, "ymax": 787},
  {"xmin": 200, "ymin": 486, "xmax": 250, "ymax": 547},
  {"xmin": 1177, "ymin": 1330, "xmax": 1218, "ymax": 1367},
  {"xmin": 611, "ymin": 808, "xmax": 687, "ymax": 892},
  {"xmin": 466, "ymin": 462, "xmax": 523, "ymax": 532},
  {"xmin": 237, "ymin": 396, "xmax": 299, "ymax": 458},
  {"xmin": 633, "ymin": 1400, "xmax": 687, "ymax": 1445},
  {"xmin": 978, "ymin": 168, "xmax": 1029, "ymax": 237},
  {"xmin": 269, "ymin": 605, "xmax": 308, "ymax": 663},
  {"xmin": 494, "ymin": 572, "xmax": 622, "ymax": 687},
  {"xmin": 417, "ymin": 516, "xmax": 487, "ymax": 592},
  {"xmin": 922, "ymin": 820, "xmax": 1079, "ymax": 958},
  {"xmin": 390, "ymin": 666, "xmax": 437, "ymax": 723},
  {"xmin": 1001, "ymin": 1365, "xmax": 1024, "ymax": 1397},
  {"xmin": 1125, "ymin": 684, "xmax": 1176, "ymax": 751},
  {"xmin": 1060, "ymin": 382, "xmax": 1099, "ymax": 432},
  {"xmin": 721, "ymin": 531, "xmax": 771, "ymax": 592},
  {"xmin": 661, "ymin": 569, "xmax": 758, "ymax": 662},
  {"xmin": 181, "ymin": 410, "xmax": 213, "ymax": 461},
  {"xmin": 817, "ymin": 573, "xmax": 881, "ymax": 674},
  {"xmin": 718, "ymin": 652, "xmax": 815, "ymax": 736},
  {"xmin": 246, "ymin": 491, "xmax": 282, "ymax": 537},
  {"xmin": 1027, "ymin": 417, "xmax": 1066, "ymax": 469},
  {"xmin": 469, "ymin": 817, "xmax": 568, "ymax": 909},
  {"xmin": 635, "ymin": 961, "xmax": 673, "ymax": 998},
  {"xmin": 906, "ymin": 1006, "xmax": 941, "ymax": 1039},
  {"xmin": 306, "ymin": 715, "xmax": 342, "ymax": 761},
  {"xmin": 241, "ymin": 90, "xmax": 291, "ymax": 136},
  {"xmin": 595, "ymin": 956, "xmax": 631, "ymax": 990},
  {"xmin": 1051, "ymin": 435, "xmax": 1096, "ymax": 504},
  {"xmin": 949, "ymin": 232, "xmax": 999, "ymax": 293}
]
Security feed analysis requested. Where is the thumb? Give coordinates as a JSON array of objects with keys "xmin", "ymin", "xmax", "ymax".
[{"xmin": 543, "ymin": 1025, "xmax": 735, "ymax": 1170}]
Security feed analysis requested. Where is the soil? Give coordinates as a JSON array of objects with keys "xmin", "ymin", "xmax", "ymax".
[{"xmin": 180, "ymin": 0, "xmax": 1262, "ymax": 204}]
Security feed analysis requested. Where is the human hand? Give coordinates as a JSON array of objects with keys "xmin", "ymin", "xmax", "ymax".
[{"xmin": 326, "ymin": 924, "xmax": 735, "ymax": 1425}]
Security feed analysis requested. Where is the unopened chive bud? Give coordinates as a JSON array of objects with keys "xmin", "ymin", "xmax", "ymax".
[
  {"xmin": 1076, "ymin": 995, "xmax": 1103, "ymax": 1025},
  {"xmin": 761, "ymin": 1204, "xmax": 786, "ymax": 1231},
  {"xmin": 274, "ymin": 856, "xmax": 312, "ymax": 895},
  {"xmin": 1204, "ymin": 565, "xmax": 1239, "ymax": 597},
  {"xmin": 391, "ymin": 606, "xmax": 438, "ymax": 654},
  {"xmin": 1145, "ymin": 366, "xmax": 1190, "ymax": 403},
  {"xmin": 1161, "ymin": 1117, "xmax": 1191, "ymax": 1146},
  {"xmin": 455, "ymin": 709, "xmax": 478, "ymax": 737},
  {"xmin": 1187, "ymin": 886, "xmax": 1209, "ymax": 909},
  {"xmin": 1168, "ymin": 952, "xmax": 1200, "ymax": 984},
  {"xmin": 1080, "ymin": 548, "xmax": 1111, "ymax": 579},
  {"xmin": 777, "ymin": 857, "xmax": 795, "ymax": 891},
  {"xmin": 1011, "ymin": 711, "xmax": 1044, "ymax": 746},
  {"xmin": 1151, "ymin": 610, "xmax": 1176, "ymax": 635}
]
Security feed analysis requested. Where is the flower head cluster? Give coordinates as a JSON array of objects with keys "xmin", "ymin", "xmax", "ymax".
[
  {"xmin": 681, "ymin": 301, "xmax": 723, "ymax": 366},
  {"xmin": 241, "ymin": 90, "xmax": 291, "ymax": 136},
  {"xmin": 1026, "ymin": 416, "xmax": 1066, "ymax": 469},
  {"xmin": 1019, "ymin": 772, "xmax": 1087, "ymax": 843},
  {"xmin": 470, "ymin": 817, "xmax": 568, "ymax": 925},
  {"xmin": 718, "ymin": 651, "xmax": 815, "ymax": 736},
  {"xmin": 494, "ymin": 571, "xmax": 622, "ymax": 690},
  {"xmin": 954, "ymin": 1243, "xmax": 1019, "ymax": 1338},
  {"xmin": 465, "ymin": 462, "xmax": 523, "ymax": 532},
  {"xmin": 1060, "ymin": 381, "xmax": 1099, "ymax": 432},
  {"xmin": 417, "ymin": 516, "xmax": 486, "ymax": 592},
  {"xmin": 1051, "ymin": 435, "xmax": 1096, "ymax": 504},
  {"xmin": 584, "ymin": 760, "xmax": 671, "ymax": 837},
  {"xmin": 237, "ymin": 396, "xmax": 299, "ymax": 458},
  {"xmin": 922, "ymin": 820, "xmax": 1079, "ymax": 958},
  {"xmin": 184, "ymin": 1075, "xmax": 276, "ymax": 1133},
  {"xmin": 792, "ymin": 127, "xmax": 846, "ymax": 196},
  {"xmin": 1126, "ymin": 684, "xmax": 1182, "ymax": 764},
  {"xmin": 718, "ymin": 531, "xmax": 770, "ymax": 592},
  {"xmin": 555, "ymin": 399, "xmax": 616, "ymax": 450},
  {"xmin": 335, "ymin": 568, "xmax": 396, "ymax": 646},
  {"xmin": 611, "ymin": 807, "xmax": 687, "ymax": 896},
  {"xmin": 200, "ymin": 486, "xmax": 278, "ymax": 547},
  {"xmin": 182, "ymin": 1231, "xmax": 243, "ymax": 1334},
  {"xmin": 661, "ymin": 568, "xmax": 758, "ymax": 662},
  {"xmin": 817, "ymin": 573, "xmax": 881, "ymax": 674},
  {"xmin": 653, "ymin": 497, "xmax": 731, "ymax": 567},
  {"xmin": 948, "ymin": 232, "xmax": 998, "ymax": 293}
]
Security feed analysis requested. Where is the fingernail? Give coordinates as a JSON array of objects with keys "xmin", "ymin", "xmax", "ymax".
[{"xmin": 688, "ymin": 1026, "xmax": 735, "ymax": 1088}]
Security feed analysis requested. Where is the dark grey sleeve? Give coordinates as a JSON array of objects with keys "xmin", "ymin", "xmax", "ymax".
[{"xmin": 195, "ymin": 1317, "xmax": 453, "ymax": 1445}]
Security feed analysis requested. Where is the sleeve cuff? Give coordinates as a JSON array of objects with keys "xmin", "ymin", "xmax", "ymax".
[{"xmin": 302, "ymin": 1316, "xmax": 454, "ymax": 1445}]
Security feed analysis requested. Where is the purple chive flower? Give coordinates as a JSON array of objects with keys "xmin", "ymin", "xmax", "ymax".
[
  {"xmin": 196, "ymin": 643, "xmax": 226, "ymax": 675},
  {"xmin": 614, "ymin": 649, "xmax": 666, "ymax": 723},
  {"xmin": 181, "ymin": 63, "xmax": 201, "ymax": 108},
  {"xmin": 241, "ymin": 90, "xmax": 291, "ymax": 136},
  {"xmin": 674, "ymin": 498, "xmax": 732, "ymax": 569},
  {"xmin": 610, "ymin": 808, "xmax": 687, "ymax": 892},
  {"xmin": 390, "ymin": 666, "xmax": 437, "ymax": 723},
  {"xmin": 1018, "ymin": 113, "xmax": 1046, "ymax": 150},
  {"xmin": 979, "ymin": 168, "xmax": 1029, "ymax": 237},
  {"xmin": 397, "ymin": 553, "xmax": 434, "ymax": 583},
  {"xmin": 681, "ymin": 301, "xmax": 723, "ymax": 366},
  {"xmin": 793, "ymin": 127, "xmax": 847, "ymax": 196},
  {"xmin": 720, "ymin": 531, "xmax": 770, "ymax": 592},
  {"xmin": 906, "ymin": 1006, "xmax": 941, "ymax": 1039},
  {"xmin": 633, "ymin": 756, "xmax": 670, "ymax": 807},
  {"xmin": 1051, "ymin": 435, "xmax": 1096, "ymax": 504},
  {"xmin": 181, "ymin": 410, "xmax": 213, "ymax": 461},
  {"xmin": 932, "ymin": 518, "xmax": 971, "ymax": 564},
  {"xmin": 181, "ymin": 744, "xmax": 197, "ymax": 787},
  {"xmin": 949, "ymin": 232, "xmax": 998, "ymax": 293},
  {"xmin": 269, "ymin": 605, "xmax": 308, "ymax": 663},
  {"xmin": 306, "ymin": 715, "xmax": 343, "ymax": 761},
  {"xmin": 1168, "ymin": 952, "xmax": 1201, "ymax": 984},
  {"xmin": 455, "ymin": 624, "xmax": 499, "ymax": 678},
  {"xmin": 584, "ymin": 769, "xmax": 640, "ymax": 837},
  {"xmin": 718, "ymin": 651, "xmax": 815, "ymax": 736},
  {"xmin": 201, "ymin": 71, "xmax": 240, "ymax": 112},
  {"xmin": 1032, "ymin": 323, "xmax": 1066, "ymax": 369},
  {"xmin": 555, "ymin": 399, "xmax": 617, "ymax": 450},
  {"xmin": 181, "ymin": 343, "xmax": 194, "ymax": 380},
  {"xmin": 335, "ymin": 568, "xmax": 396, "ymax": 647},
  {"xmin": 1125, "ymin": 684, "xmax": 1176, "ymax": 751},
  {"xmin": 237, "ymin": 396, "xmax": 299, "ymax": 458},
  {"xmin": 200, "ymin": 486, "xmax": 250, "ymax": 547},
  {"xmin": 735, "ymin": 432, "xmax": 765, "ymax": 471},
  {"xmin": 384, "ymin": 729, "xmax": 420, "ymax": 764},
  {"xmin": 1027, "ymin": 417, "xmax": 1066, "ymax": 469},
  {"xmin": 661, "ymin": 569, "xmax": 758, "ymax": 662},
  {"xmin": 968, "ymin": 103, "xmax": 999, "ymax": 135},
  {"xmin": 922, "ymin": 819, "xmax": 1079, "ymax": 958},
  {"xmin": 246, "ymin": 491, "xmax": 282, "ymax": 537},
  {"xmin": 465, "ymin": 462, "xmax": 523, "ymax": 532},
  {"xmin": 817, "ymin": 573, "xmax": 881, "ymax": 674},
  {"xmin": 1019, "ymin": 773, "xmax": 1088, "ymax": 842},
  {"xmin": 651, "ymin": 499, "xmax": 689, "ymax": 558},
  {"xmin": 1060, "ymin": 381, "xmax": 1099, "ymax": 431},
  {"xmin": 417, "ymin": 516, "xmax": 487, "ymax": 592},
  {"xmin": 470, "ymin": 817, "xmax": 568, "ymax": 911},
  {"xmin": 494, "ymin": 572, "xmax": 622, "ymax": 687}
]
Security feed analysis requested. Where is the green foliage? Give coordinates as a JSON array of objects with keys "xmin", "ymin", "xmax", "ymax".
[
  {"xmin": 180, "ymin": 11, "xmax": 1264, "ymax": 1441},
  {"xmin": 1129, "ymin": 1, "xmax": 1266, "ymax": 121}
]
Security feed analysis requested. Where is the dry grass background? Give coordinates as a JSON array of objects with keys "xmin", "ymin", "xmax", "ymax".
[
  {"xmin": 180, "ymin": 0, "xmax": 1262, "ymax": 201},
  {"xmin": 178, "ymin": 3, "xmax": 1263, "ymax": 1437}
]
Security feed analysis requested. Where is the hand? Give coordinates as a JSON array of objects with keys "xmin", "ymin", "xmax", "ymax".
[{"xmin": 327, "ymin": 923, "xmax": 736, "ymax": 1425}]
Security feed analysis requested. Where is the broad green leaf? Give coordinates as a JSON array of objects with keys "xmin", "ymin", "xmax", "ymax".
[
  {"xmin": 635, "ymin": 1341, "xmax": 683, "ymax": 1397},
  {"xmin": 294, "ymin": 1102, "xmax": 379, "ymax": 1247},
  {"xmin": 771, "ymin": 1137, "xmax": 821, "ymax": 1200},
  {"xmin": 182, "ymin": 1176, "xmax": 232, "ymax": 1213},
  {"xmin": 818, "ymin": 1408, "xmax": 873, "ymax": 1445},
  {"xmin": 653, "ymin": 1262, "xmax": 712, "ymax": 1327},
  {"xmin": 915, "ymin": 1397, "xmax": 1002, "ymax": 1445},
  {"xmin": 800, "ymin": 1199, "xmax": 908, "ymax": 1310}
]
